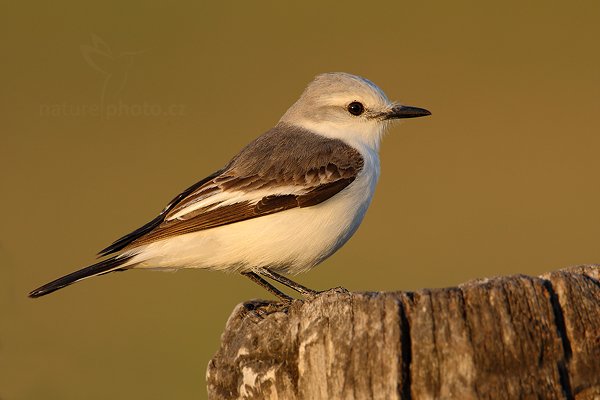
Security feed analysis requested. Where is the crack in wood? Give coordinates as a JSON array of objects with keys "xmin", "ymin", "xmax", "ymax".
[
  {"xmin": 398, "ymin": 297, "xmax": 412, "ymax": 400},
  {"xmin": 543, "ymin": 278, "xmax": 575, "ymax": 400}
]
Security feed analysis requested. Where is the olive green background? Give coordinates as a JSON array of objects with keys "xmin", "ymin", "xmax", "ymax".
[{"xmin": 2, "ymin": 1, "xmax": 600, "ymax": 399}]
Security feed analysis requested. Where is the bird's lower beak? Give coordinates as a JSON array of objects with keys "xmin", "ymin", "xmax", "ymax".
[{"xmin": 386, "ymin": 105, "xmax": 431, "ymax": 119}]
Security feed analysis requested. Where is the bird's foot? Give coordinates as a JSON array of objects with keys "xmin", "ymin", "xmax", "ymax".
[
  {"xmin": 304, "ymin": 286, "xmax": 349, "ymax": 299},
  {"xmin": 241, "ymin": 299, "xmax": 291, "ymax": 321},
  {"xmin": 331, "ymin": 286, "xmax": 350, "ymax": 294}
]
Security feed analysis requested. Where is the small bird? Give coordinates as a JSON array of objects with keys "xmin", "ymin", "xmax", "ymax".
[{"xmin": 29, "ymin": 72, "xmax": 430, "ymax": 301}]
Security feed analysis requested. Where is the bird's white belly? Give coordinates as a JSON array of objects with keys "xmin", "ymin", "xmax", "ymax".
[{"xmin": 129, "ymin": 163, "xmax": 378, "ymax": 274}]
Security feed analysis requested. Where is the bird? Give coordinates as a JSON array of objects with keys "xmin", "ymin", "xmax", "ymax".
[{"xmin": 29, "ymin": 72, "xmax": 431, "ymax": 301}]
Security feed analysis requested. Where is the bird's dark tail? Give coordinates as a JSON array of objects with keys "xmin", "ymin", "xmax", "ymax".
[{"xmin": 29, "ymin": 254, "xmax": 135, "ymax": 298}]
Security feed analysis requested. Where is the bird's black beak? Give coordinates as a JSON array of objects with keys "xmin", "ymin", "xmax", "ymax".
[{"xmin": 385, "ymin": 105, "xmax": 431, "ymax": 119}]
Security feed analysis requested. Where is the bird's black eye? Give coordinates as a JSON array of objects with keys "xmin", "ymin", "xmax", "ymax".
[{"xmin": 347, "ymin": 101, "xmax": 364, "ymax": 116}]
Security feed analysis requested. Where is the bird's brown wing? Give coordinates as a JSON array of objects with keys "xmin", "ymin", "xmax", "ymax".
[
  {"xmin": 126, "ymin": 178, "xmax": 356, "ymax": 248},
  {"xmin": 99, "ymin": 123, "xmax": 364, "ymax": 254}
]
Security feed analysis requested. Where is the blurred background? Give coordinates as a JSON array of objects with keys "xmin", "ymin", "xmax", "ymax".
[{"xmin": 2, "ymin": 1, "xmax": 599, "ymax": 399}]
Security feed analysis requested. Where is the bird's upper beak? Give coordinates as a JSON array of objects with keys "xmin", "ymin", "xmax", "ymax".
[{"xmin": 385, "ymin": 104, "xmax": 431, "ymax": 119}]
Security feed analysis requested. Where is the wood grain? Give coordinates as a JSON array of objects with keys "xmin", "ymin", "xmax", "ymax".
[{"xmin": 207, "ymin": 266, "xmax": 600, "ymax": 399}]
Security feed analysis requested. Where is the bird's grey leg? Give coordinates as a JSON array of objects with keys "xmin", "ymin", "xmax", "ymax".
[
  {"xmin": 241, "ymin": 271, "xmax": 293, "ymax": 302},
  {"xmin": 259, "ymin": 268, "xmax": 319, "ymax": 296}
]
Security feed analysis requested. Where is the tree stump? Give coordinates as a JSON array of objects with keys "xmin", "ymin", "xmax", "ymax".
[{"xmin": 206, "ymin": 265, "xmax": 600, "ymax": 399}]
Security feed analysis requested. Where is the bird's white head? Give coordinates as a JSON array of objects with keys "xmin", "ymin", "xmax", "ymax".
[{"xmin": 280, "ymin": 72, "xmax": 430, "ymax": 152}]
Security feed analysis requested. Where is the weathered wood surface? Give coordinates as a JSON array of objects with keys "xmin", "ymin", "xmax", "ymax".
[{"xmin": 207, "ymin": 265, "xmax": 600, "ymax": 400}]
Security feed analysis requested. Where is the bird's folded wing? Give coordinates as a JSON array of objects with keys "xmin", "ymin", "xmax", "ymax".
[
  {"xmin": 98, "ymin": 123, "xmax": 364, "ymax": 255},
  {"xmin": 124, "ymin": 174, "xmax": 356, "ymax": 248}
]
